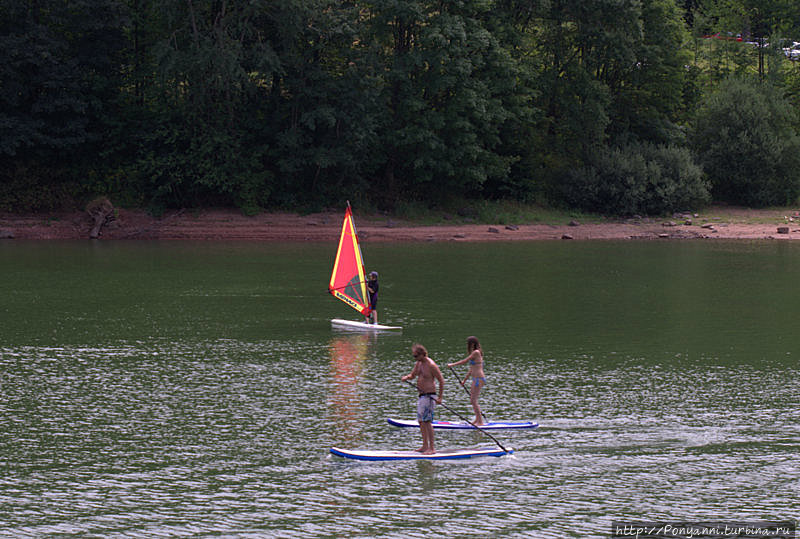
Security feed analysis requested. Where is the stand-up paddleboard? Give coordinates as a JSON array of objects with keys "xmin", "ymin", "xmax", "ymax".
[
  {"xmin": 330, "ymin": 446, "xmax": 512, "ymax": 461},
  {"xmin": 387, "ymin": 418, "xmax": 538, "ymax": 430},
  {"xmin": 328, "ymin": 203, "xmax": 402, "ymax": 331},
  {"xmin": 332, "ymin": 318, "xmax": 402, "ymax": 331}
]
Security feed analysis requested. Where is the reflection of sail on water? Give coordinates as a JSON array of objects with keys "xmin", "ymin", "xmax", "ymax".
[
  {"xmin": 329, "ymin": 203, "xmax": 370, "ymax": 317},
  {"xmin": 328, "ymin": 333, "xmax": 373, "ymax": 442}
]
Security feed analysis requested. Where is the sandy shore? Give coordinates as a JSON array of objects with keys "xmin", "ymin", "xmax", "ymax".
[{"xmin": 2, "ymin": 207, "xmax": 800, "ymax": 242}]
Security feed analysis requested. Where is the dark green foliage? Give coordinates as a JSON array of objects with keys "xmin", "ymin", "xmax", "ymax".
[
  {"xmin": 529, "ymin": 0, "xmax": 617, "ymax": 164},
  {"xmin": 0, "ymin": 0, "xmax": 125, "ymax": 158},
  {"xmin": 0, "ymin": 164, "xmax": 79, "ymax": 211},
  {"xmin": 0, "ymin": 0, "xmax": 127, "ymax": 210},
  {"xmin": 609, "ymin": 0, "xmax": 691, "ymax": 145},
  {"xmin": 690, "ymin": 78, "xmax": 800, "ymax": 206},
  {"xmin": 2, "ymin": 0, "xmax": 800, "ymax": 214},
  {"xmin": 366, "ymin": 0, "xmax": 523, "ymax": 208},
  {"xmin": 562, "ymin": 142, "xmax": 710, "ymax": 216},
  {"xmin": 261, "ymin": 0, "xmax": 379, "ymax": 210},
  {"xmin": 131, "ymin": 0, "xmax": 285, "ymax": 211}
]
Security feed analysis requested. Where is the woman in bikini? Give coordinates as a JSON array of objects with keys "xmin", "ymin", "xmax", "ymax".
[{"xmin": 447, "ymin": 336, "xmax": 486, "ymax": 426}]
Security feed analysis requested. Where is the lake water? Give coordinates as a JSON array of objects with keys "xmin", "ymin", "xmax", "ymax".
[{"xmin": 1, "ymin": 240, "xmax": 798, "ymax": 537}]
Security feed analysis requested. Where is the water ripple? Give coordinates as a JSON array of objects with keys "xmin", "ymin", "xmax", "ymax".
[{"xmin": 1, "ymin": 338, "xmax": 798, "ymax": 537}]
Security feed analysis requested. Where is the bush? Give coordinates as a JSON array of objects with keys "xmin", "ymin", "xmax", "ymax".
[
  {"xmin": 560, "ymin": 142, "xmax": 709, "ymax": 216},
  {"xmin": 690, "ymin": 78, "xmax": 800, "ymax": 207},
  {"xmin": 0, "ymin": 163, "xmax": 80, "ymax": 212}
]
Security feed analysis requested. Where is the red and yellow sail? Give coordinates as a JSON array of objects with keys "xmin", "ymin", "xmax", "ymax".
[{"xmin": 329, "ymin": 203, "xmax": 370, "ymax": 316}]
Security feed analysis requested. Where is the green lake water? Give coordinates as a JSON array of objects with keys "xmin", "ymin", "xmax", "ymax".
[{"xmin": 0, "ymin": 240, "xmax": 798, "ymax": 537}]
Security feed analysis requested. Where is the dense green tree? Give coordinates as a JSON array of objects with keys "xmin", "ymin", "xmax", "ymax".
[
  {"xmin": 3, "ymin": 0, "xmax": 800, "ymax": 214},
  {"xmin": 0, "ymin": 0, "xmax": 128, "ymax": 210},
  {"xmin": 713, "ymin": 0, "xmax": 800, "ymax": 38},
  {"xmin": 363, "ymin": 0, "xmax": 522, "ymax": 207},
  {"xmin": 478, "ymin": 1, "xmax": 545, "ymax": 200},
  {"xmin": 561, "ymin": 142, "xmax": 709, "ymax": 215},
  {"xmin": 128, "ymin": 0, "xmax": 381, "ymax": 212},
  {"xmin": 0, "ymin": 0, "xmax": 126, "ymax": 159},
  {"xmin": 690, "ymin": 0, "xmax": 800, "ymax": 81},
  {"xmin": 609, "ymin": 0, "xmax": 692, "ymax": 145},
  {"xmin": 524, "ymin": 0, "xmax": 694, "ymax": 204},
  {"xmin": 124, "ymin": 0, "xmax": 277, "ymax": 210},
  {"xmin": 691, "ymin": 77, "xmax": 800, "ymax": 206},
  {"xmin": 259, "ymin": 0, "xmax": 380, "ymax": 210},
  {"xmin": 528, "ymin": 0, "xmax": 618, "ymax": 167}
]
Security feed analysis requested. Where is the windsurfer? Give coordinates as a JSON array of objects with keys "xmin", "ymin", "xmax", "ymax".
[
  {"xmin": 366, "ymin": 271, "xmax": 379, "ymax": 324},
  {"xmin": 447, "ymin": 336, "xmax": 486, "ymax": 426},
  {"xmin": 401, "ymin": 344, "xmax": 444, "ymax": 454}
]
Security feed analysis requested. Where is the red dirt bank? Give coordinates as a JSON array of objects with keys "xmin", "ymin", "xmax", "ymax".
[{"xmin": 1, "ymin": 208, "xmax": 799, "ymax": 242}]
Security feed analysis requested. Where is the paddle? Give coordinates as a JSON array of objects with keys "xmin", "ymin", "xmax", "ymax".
[
  {"xmin": 402, "ymin": 379, "xmax": 510, "ymax": 453},
  {"xmin": 448, "ymin": 365, "xmax": 488, "ymax": 422}
]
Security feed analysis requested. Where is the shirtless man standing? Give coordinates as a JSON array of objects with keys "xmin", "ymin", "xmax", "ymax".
[{"xmin": 401, "ymin": 343, "xmax": 444, "ymax": 454}]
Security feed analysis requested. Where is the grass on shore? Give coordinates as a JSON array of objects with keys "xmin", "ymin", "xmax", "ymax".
[
  {"xmin": 382, "ymin": 199, "xmax": 602, "ymax": 226},
  {"xmin": 360, "ymin": 199, "xmax": 800, "ymax": 227},
  {"xmin": 695, "ymin": 206, "xmax": 800, "ymax": 225}
]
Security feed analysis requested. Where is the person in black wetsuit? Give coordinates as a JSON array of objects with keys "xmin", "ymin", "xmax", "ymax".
[{"xmin": 366, "ymin": 271, "xmax": 379, "ymax": 324}]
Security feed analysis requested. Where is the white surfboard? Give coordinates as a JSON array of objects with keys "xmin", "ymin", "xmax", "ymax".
[
  {"xmin": 330, "ymin": 446, "xmax": 512, "ymax": 461},
  {"xmin": 331, "ymin": 318, "xmax": 402, "ymax": 331}
]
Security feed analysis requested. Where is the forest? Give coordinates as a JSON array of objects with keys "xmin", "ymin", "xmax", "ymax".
[{"xmin": 3, "ymin": 0, "xmax": 800, "ymax": 216}]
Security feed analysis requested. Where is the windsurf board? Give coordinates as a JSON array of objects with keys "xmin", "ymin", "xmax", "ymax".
[{"xmin": 331, "ymin": 319, "xmax": 401, "ymax": 331}]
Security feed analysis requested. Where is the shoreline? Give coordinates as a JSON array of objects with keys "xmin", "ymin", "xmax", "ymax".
[{"xmin": 2, "ymin": 207, "xmax": 800, "ymax": 242}]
